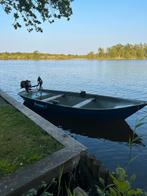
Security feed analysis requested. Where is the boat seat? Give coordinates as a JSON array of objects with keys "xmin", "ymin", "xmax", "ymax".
[
  {"xmin": 73, "ymin": 98, "xmax": 95, "ymax": 108},
  {"xmin": 42, "ymin": 94, "xmax": 64, "ymax": 102}
]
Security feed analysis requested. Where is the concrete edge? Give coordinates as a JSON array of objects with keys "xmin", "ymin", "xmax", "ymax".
[{"xmin": 0, "ymin": 147, "xmax": 83, "ymax": 195}]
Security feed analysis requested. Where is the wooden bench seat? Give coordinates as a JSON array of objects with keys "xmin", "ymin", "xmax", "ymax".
[
  {"xmin": 73, "ymin": 98, "xmax": 95, "ymax": 108},
  {"xmin": 42, "ymin": 94, "xmax": 63, "ymax": 102}
]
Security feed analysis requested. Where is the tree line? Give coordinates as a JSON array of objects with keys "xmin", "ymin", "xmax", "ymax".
[
  {"xmin": 95, "ymin": 43, "xmax": 147, "ymax": 59},
  {"xmin": 0, "ymin": 52, "xmax": 81, "ymax": 60},
  {"xmin": 0, "ymin": 44, "xmax": 147, "ymax": 60}
]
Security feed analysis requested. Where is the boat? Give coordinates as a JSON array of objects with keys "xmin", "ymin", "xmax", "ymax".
[{"xmin": 19, "ymin": 89, "xmax": 147, "ymax": 121}]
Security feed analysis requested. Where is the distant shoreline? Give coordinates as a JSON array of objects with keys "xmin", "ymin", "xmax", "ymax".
[
  {"xmin": 0, "ymin": 53, "xmax": 147, "ymax": 61},
  {"xmin": 0, "ymin": 58, "xmax": 147, "ymax": 60},
  {"xmin": 1, "ymin": 43, "xmax": 147, "ymax": 60}
]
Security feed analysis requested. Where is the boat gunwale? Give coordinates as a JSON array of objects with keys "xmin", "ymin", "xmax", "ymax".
[{"xmin": 18, "ymin": 89, "xmax": 147, "ymax": 111}]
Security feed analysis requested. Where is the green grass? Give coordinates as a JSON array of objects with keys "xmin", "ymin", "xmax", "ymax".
[{"xmin": 0, "ymin": 101, "xmax": 63, "ymax": 178}]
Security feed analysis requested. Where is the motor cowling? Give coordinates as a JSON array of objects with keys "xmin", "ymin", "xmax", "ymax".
[
  {"xmin": 20, "ymin": 81, "xmax": 26, "ymax": 88},
  {"xmin": 20, "ymin": 80, "xmax": 32, "ymax": 89}
]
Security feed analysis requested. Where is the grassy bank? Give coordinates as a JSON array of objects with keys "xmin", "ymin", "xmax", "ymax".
[{"xmin": 0, "ymin": 97, "xmax": 63, "ymax": 178}]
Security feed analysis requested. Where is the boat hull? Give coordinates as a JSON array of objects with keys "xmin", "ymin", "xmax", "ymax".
[{"xmin": 22, "ymin": 95, "xmax": 146, "ymax": 121}]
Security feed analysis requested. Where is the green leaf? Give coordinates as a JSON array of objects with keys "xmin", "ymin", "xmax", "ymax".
[
  {"xmin": 96, "ymin": 186, "xmax": 105, "ymax": 196},
  {"xmin": 115, "ymin": 167, "xmax": 127, "ymax": 180},
  {"xmin": 128, "ymin": 188, "xmax": 143, "ymax": 195},
  {"xmin": 109, "ymin": 187, "xmax": 119, "ymax": 196},
  {"xmin": 130, "ymin": 174, "xmax": 136, "ymax": 184},
  {"xmin": 99, "ymin": 177, "xmax": 105, "ymax": 186},
  {"xmin": 127, "ymin": 155, "xmax": 138, "ymax": 165},
  {"xmin": 114, "ymin": 179, "xmax": 130, "ymax": 193},
  {"xmin": 135, "ymin": 122, "xmax": 145, "ymax": 128}
]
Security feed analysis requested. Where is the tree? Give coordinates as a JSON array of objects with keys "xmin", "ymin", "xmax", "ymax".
[
  {"xmin": 0, "ymin": 0, "xmax": 73, "ymax": 32},
  {"xmin": 87, "ymin": 51, "xmax": 96, "ymax": 59},
  {"xmin": 98, "ymin": 48, "xmax": 104, "ymax": 58}
]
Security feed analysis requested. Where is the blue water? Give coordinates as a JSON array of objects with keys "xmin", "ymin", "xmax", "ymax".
[{"xmin": 0, "ymin": 60, "xmax": 147, "ymax": 190}]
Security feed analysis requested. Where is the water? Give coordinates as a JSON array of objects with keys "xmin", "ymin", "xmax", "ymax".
[{"xmin": 0, "ymin": 60, "xmax": 147, "ymax": 190}]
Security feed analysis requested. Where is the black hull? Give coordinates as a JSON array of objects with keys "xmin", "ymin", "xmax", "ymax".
[{"xmin": 23, "ymin": 98, "xmax": 145, "ymax": 121}]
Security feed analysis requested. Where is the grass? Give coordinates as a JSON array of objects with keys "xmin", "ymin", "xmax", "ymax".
[{"xmin": 0, "ymin": 98, "xmax": 63, "ymax": 178}]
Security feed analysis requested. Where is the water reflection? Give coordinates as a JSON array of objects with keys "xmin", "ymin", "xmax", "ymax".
[
  {"xmin": 48, "ymin": 118, "xmax": 142, "ymax": 144},
  {"xmin": 24, "ymin": 101, "xmax": 142, "ymax": 144}
]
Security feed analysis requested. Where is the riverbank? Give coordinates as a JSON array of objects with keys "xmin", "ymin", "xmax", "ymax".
[
  {"xmin": 0, "ymin": 90, "xmax": 86, "ymax": 195},
  {"xmin": 0, "ymin": 96, "xmax": 63, "ymax": 178}
]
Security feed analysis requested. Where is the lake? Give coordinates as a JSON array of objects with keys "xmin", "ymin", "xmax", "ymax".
[{"xmin": 0, "ymin": 59, "xmax": 147, "ymax": 190}]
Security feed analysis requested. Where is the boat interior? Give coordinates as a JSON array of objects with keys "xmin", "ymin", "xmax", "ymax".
[{"xmin": 21, "ymin": 89, "xmax": 143, "ymax": 109}]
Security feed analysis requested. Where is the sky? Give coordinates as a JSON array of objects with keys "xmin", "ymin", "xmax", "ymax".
[{"xmin": 0, "ymin": 0, "xmax": 147, "ymax": 54}]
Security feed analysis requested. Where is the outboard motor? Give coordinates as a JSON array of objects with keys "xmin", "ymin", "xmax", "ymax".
[
  {"xmin": 20, "ymin": 80, "xmax": 32, "ymax": 93},
  {"xmin": 27, "ymin": 80, "xmax": 32, "ymax": 88},
  {"xmin": 20, "ymin": 81, "xmax": 26, "ymax": 89}
]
